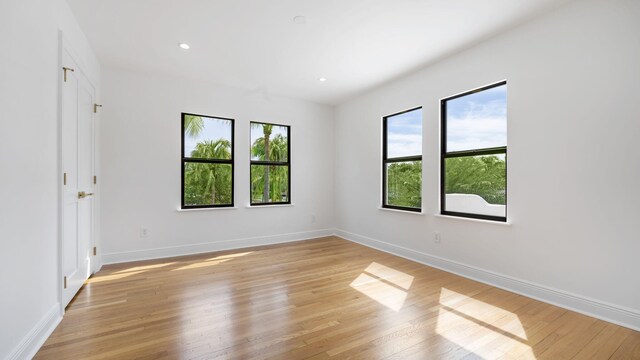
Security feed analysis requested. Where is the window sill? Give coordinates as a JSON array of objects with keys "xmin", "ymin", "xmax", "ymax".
[
  {"xmin": 176, "ymin": 207, "xmax": 238, "ymax": 212},
  {"xmin": 435, "ymin": 214, "xmax": 512, "ymax": 226},
  {"xmin": 246, "ymin": 203, "xmax": 294, "ymax": 208},
  {"xmin": 378, "ymin": 207, "xmax": 424, "ymax": 215}
]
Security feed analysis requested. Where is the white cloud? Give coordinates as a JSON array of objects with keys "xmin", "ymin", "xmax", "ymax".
[
  {"xmin": 445, "ymin": 87, "xmax": 506, "ymax": 152},
  {"xmin": 388, "ymin": 133, "xmax": 421, "ymax": 158},
  {"xmin": 447, "ymin": 115, "xmax": 506, "ymax": 152}
]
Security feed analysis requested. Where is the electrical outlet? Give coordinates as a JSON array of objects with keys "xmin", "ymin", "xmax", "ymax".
[
  {"xmin": 434, "ymin": 232, "xmax": 441, "ymax": 244},
  {"xmin": 311, "ymin": 214, "xmax": 316, "ymax": 223},
  {"xmin": 140, "ymin": 227, "xmax": 149, "ymax": 238}
]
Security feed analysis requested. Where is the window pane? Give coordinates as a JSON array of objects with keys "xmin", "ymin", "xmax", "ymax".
[
  {"xmin": 250, "ymin": 123, "xmax": 288, "ymax": 162},
  {"xmin": 184, "ymin": 115, "xmax": 232, "ymax": 159},
  {"xmin": 183, "ymin": 162, "xmax": 232, "ymax": 206},
  {"xmin": 446, "ymin": 84, "xmax": 506, "ymax": 152},
  {"xmin": 386, "ymin": 108, "xmax": 422, "ymax": 158},
  {"xmin": 251, "ymin": 165, "xmax": 289, "ymax": 203},
  {"xmin": 386, "ymin": 160, "xmax": 422, "ymax": 208},
  {"xmin": 444, "ymin": 154, "xmax": 506, "ymax": 217}
]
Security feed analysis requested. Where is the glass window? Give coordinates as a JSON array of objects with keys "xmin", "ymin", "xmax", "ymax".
[
  {"xmin": 181, "ymin": 113, "xmax": 234, "ymax": 208},
  {"xmin": 383, "ymin": 107, "xmax": 422, "ymax": 211},
  {"xmin": 250, "ymin": 122, "xmax": 290, "ymax": 205},
  {"xmin": 441, "ymin": 82, "xmax": 507, "ymax": 221}
]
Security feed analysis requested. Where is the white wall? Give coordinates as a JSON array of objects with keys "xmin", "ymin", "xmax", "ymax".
[
  {"xmin": 0, "ymin": 0, "xmax": 100, "ymax": 359},
  {"xmin": 335, "ymin": 0, "xmax": 640, "ymax": 327},
  {"xmin": 99, "ymin": 67, "xmax": 334, "ymax": 263}
]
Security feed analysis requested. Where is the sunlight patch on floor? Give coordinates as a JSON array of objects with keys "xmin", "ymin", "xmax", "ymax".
[
  {"xmin": 114, "ymin": 262, "xmax": 176, "ymax": 274},
  {"xmin": 436, "ymin": 287, "xmax": 536, "ymax": 359},
  {"xmin": 173, "ymin": 258, "xmax": 233, "ymax": 271},
  {"xmin": 364, "ymin": 262, "xmax": 414, "ymax": 290},
  {"xmin": 350, "ymin": 262, "xmax": 414, "ymax": 312},
  {"xmin": 206, "ymin": 251, "xmax": 254, "ymax": 261},
  {"xmin": 172, "ymin": 251, "xmax": 255, "ymax": 271},
  {"xmin": 87, "ymin": 270, "xmax": 146, "ymax": 284}
]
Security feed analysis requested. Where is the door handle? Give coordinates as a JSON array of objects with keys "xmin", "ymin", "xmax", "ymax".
[{"xmin": 78, "ymin": 191, "xmax": 94, "ymax": 199}]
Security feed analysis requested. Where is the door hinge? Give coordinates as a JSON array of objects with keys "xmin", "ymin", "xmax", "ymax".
[
  {"xmin": 64, "ymin": 173, "xmax": 67, "ymax": 186},
  {"xmin": 93, "ymin": 175, "xmax": 97, "ymax": 185},
  {"xmin": 64, "ymin": 276, "xmax": 67, "ymax": 289},
  {"xmin": 93, "ymin": 246, "xmax": 97, "ymax": 256},
  {"xmin": 94, "ymin": 104, "xmax": 102, "ymax": 113},
  {"xmin": 62, "ymin": 67, "xmax": 75, "ymax": 82}
]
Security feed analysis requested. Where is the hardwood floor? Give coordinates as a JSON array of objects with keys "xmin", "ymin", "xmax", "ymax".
[{"xmin": 36, "ymin": 236, "xmax": 640, "ymax": 359}]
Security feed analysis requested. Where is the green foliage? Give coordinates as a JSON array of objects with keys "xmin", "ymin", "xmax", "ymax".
[
  {"xmin": 387, "ymin": 161, "xmax": 422, "ymax": 208},
  {"xmin": 251, "ymin": 133, "xmax": 289, "ymax": 202},
  {"xmin": 445, "ymin": 155, "xmax": 506, "ymax": 205},
  {"xmin": 251, "ymin": 165, "xmax": 289, "ymax": 203},
  {"xmin": 184, "ymin": 139, "xmax": 232, "ymax": 206},
  {"xmin": 190, "ymin": 139, "xmax": 231, "ymax": 160},
  {"xmin": 184, "ymin": 115, "xmax": 204, "ymax": 138},
  {"xmin": 251, "ymin": 123, "xmax": 280, "ymax": 202},
  {"xmin": 251, "ymin": 134, "xmax": 287, "ymax": 162}
]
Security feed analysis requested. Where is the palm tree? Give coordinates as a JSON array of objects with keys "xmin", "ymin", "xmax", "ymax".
[
  {"xmin": 186, "ymin": 139, "xmax": 232, "ymax": 204},
  {"xmin": 251, "ymin": 134, "xmax": 287, "ymax": 162},
  {"xmin": 251, "ymin": 123, "xmax": 273, "ymax": 202},
  {"xmin": 251, "ymin": 134, "xmax": 288, "ymax": 202},
  {"xmin": 184, "ymin": 114, "xmax": 204, "ymax": 138}
]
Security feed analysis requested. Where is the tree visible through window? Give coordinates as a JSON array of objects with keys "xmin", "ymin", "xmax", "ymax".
[
  {"xmin": 250, "ymin": 122, "xmax": 290, "ymax": 205},
  {"xmin": 181, "ymin": 113, "xmax": 234, "ymax": 208},
  {"xmin": 441, "ymin": 81, "xmax": 507, "ymax": 221},
  {"xmin": 383, "ymin": 107, "xmax": 423, "ymax": 211}
]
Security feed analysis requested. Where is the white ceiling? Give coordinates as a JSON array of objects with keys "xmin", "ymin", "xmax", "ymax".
[{"xmin": 67, "ymin": 0, "xmax": 567, "ymax": 105}]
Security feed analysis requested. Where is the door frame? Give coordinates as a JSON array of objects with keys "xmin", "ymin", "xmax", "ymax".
[{"xmin": 57, "ymin": 32, "xmax": 100, "ymax": 315}]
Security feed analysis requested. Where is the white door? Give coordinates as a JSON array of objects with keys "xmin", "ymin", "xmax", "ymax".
[{"xmin": 61, "ymin": 48, "xmax": 95, "ymax": 308}]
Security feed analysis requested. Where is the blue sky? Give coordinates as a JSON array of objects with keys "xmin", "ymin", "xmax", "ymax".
[
  {"xmin": 387, "ymin": 108, "xmax": 422, "ymax": 158},
  {"xmin": 447, "ymin": 84, "xmax": 507, "ymax": 152},
  {"xmin": 184, "ymin": 117, "xmax": 233, "ymax": 156}
]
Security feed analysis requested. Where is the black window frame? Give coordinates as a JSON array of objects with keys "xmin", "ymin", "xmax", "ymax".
[
  {"xmin": 440, "ymin": 81, "xmax": 507, "ymax": 222},
  {"xmin": 249, "ymin": 121, "xmax": 291, "ymax": 206},
  {"xmin": 382, "ymin": 106, "xmax": 423, "ymax": 212},
  {"xmin": 181, "ymin": 112, "xmax": 235, "ymax": 209}
]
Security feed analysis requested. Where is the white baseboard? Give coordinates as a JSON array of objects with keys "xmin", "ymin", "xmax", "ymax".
[
  {"xmin": 5, "ymin": 304, "xmax": 61, "ymax": 360},
  {"xmin": 334, "ymin": 228, "xmax": 640, "ymax": 332},
  {"xmin": 101, "ymin": 229, "xmax": 334, "ymax": 265}
]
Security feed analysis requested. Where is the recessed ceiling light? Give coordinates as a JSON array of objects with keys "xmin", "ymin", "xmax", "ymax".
[
  {"xmin": 178, "ymin": 43, "xmax": 190, "ymax": 50},
  {"xmin": 293, "ymin": 15, "xmax": 306, "ymax": 24},
  {"xmin": 319, "ymin": 77, "xmax": 327, "ymax": 82}
]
